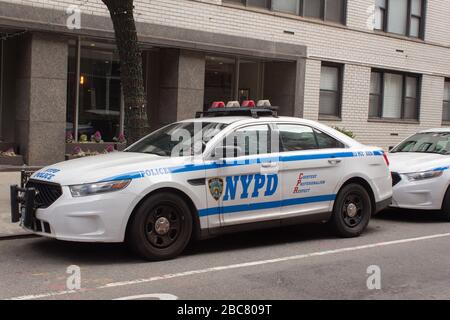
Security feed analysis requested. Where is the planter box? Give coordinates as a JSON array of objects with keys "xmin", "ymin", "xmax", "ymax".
[{"xmin": 0, "ymin": 155, "xmax": 24, "ymax": 166}]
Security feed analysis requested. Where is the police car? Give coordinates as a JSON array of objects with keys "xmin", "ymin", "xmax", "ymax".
[
  {"xmin": 11, "ymin": 101, "xmax": 392, "ymax": 260},
  {"xmin": 389, "ymin": 128, "xmax": 450, "ymax": 219}
]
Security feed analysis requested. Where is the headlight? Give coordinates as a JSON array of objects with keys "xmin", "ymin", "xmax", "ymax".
[
  {"xmin": 70, "ymin": 179, "xmax": 131, "ymax": 197},
  {"xmin": 403, "ymin": 170, "xmax": 444, "ymax": 181}
]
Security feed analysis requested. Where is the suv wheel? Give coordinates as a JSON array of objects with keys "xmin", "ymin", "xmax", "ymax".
[
  {"xmin": 330, "ymin": 183, "xmax": 372, "ymax": 238},
  {"xmin": 127, "ymin": 192, "xmax": 193, "ymax": 261}
]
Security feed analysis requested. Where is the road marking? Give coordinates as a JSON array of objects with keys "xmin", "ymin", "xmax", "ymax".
[{"xmin": 6, "ymin": 232, "xmax": 450, "ymax": 300}]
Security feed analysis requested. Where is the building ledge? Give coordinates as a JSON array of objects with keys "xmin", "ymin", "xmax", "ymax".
[{"xmin": 368, "ymin": 118, "xmax": 420, "ymax": 125}]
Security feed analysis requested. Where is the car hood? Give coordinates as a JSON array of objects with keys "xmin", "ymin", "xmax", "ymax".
[
  {"xmin": 30, "ymin": 152, "xmax": 191, "ymax": 185},
  {"xmin": 388, "ymin": 152, "xmax": 450, "ymax": 173}
]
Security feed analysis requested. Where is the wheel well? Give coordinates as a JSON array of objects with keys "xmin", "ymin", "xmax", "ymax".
[
  {"xmin": 125, "ymin": 187, "xmax": 201, "ymax": 242},
  {"xmin": 340, "ymin": 177, "xmax": 376, "ymax": 213}
]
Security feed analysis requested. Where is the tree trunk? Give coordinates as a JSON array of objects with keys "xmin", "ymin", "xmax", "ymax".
[{"xmin": 101, "ymin": 0, "xmax": 148, "ymax": 145}]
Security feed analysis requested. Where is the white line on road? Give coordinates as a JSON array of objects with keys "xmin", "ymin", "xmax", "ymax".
[{"xmin": 6, "ymin": 232, "xmax": 450, "ymax": 300}]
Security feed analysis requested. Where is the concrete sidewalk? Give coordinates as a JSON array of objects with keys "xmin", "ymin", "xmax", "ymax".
[{"xmin": 0, "ymin": 172, "xmax": 28, "ymax": 237}]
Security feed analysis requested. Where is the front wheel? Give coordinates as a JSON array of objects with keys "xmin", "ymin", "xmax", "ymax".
[
  {"xmin": 127, "ymin": 192, "xmax": 193, "ymax": 261},
  {"xmin": 330, "ymin": 183, "xmax": 372, "ymax": 238},
  {"xmin": 440, "ymin": 186, "xmax": 450, "ymax": 221}
]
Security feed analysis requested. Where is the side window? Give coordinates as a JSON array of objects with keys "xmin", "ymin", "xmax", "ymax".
[
  {"xmin": 278, "ymin": 124, "xmax": 318, "ymax": 151},
  {"xmin": 314, "ymin": 129, "xmax": 346, "ymax": 149},
  {"xmin": 223, "ymin": 125, "xmax": 270, "ymax": 157}
]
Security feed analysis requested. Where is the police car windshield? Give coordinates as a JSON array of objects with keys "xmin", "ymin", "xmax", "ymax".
[
  {"xmin": 391, "ymin": 132, "xmax": 450, "ymax": 155},
  {"xmin": 126, "ymin": 122, "xmax": 228, "ymax": 157}
]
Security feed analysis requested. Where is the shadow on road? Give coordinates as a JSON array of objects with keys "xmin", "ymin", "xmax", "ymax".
[
  {"xmin": 374, "ymin": 208, "xmax": 446, "ymax": 224},
  {"xmin": 22, "ymin": 222, "xmax": 348, "ymax": 263}
]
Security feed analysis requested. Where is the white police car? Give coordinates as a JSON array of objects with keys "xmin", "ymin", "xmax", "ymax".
[
  {"xmin": 11, "ymin": 102, "xmax": 392, "ymax": 260},
  {"xmin": 389, "ymin": 128, "xmax": 450, "ymax": 219}
]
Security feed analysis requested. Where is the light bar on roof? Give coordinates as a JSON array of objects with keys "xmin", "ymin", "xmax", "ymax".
[
  {"xmin": 241, "ymin": 100, "xmax": 256, "ymax": 108},
  {"xmin": 257, "ymin": 100, "xmax": 271, "ymax": 108},
  {"xmin": 226, "ymin": 101, "xmax": 240, "ymax": 108}
]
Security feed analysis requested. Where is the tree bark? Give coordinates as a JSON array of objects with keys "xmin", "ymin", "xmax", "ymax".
[{"xmin": 101, "ymin": 0, "xmax": 148, "ymax": 145}]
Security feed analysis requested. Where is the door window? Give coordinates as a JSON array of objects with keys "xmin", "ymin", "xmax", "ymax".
[
  {"xmin": 223, "ymin": 125, "xmax": 270, "ymax": 157},
  {"xmin": 278, "ymin": 124, "xmax": 346, "ymax": 152}
]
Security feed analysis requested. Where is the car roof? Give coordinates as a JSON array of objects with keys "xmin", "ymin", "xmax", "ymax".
[{"xmin": 419, "ymin": 128, "xmax": 450, "ymax": 133}]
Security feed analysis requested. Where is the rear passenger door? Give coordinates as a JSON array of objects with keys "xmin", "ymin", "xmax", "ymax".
[{"xmin": 276, "ymin": 123, "xmax": 347, "ymax": 218}]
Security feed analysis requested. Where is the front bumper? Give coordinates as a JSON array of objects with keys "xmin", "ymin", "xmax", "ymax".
[
  {"xmin": 11, "ymin": 184, "xmax": 136, "ymax": 243},
  {"xmin": 390, "ymin": 173, "xmax": 448, "ymax": 210}
]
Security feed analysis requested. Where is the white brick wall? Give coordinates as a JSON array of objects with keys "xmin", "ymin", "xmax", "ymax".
[{"xmin": 2, "ymin": 0, "xmax": 450, "ymax": 149}]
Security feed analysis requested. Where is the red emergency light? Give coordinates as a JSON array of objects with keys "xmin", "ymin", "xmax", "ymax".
[
  {"xmin": 241, "ymin": 100, "xmax": 256, "ymax": 108},
  {"xmin": 210, "ymin": 101, "xmax": 225, "ymax": 109}
]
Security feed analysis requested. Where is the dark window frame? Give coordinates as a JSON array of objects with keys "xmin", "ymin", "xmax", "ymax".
[
  {"xmin": 223, "ymin": 0, "xmax": 347, "ymax": 25},
  {"xmin": 319, "ymin": 62, "xmax": 343, "ymax": 119},
  {"xmin": 443, "ymin": 79, "xmax": 450, "ymax": 123},
  {"xmin": 369, "ymin": 69, "xmax": 421, "ymax": 121},
  {"xmin": 375, "ymin": 0, "xmax": 426, "ymax": 39}
]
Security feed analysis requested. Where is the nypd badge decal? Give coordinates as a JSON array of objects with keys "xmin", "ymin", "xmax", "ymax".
[{"xmin": 208, "ymin": 178, "xmax": 224, "ymax": 201}]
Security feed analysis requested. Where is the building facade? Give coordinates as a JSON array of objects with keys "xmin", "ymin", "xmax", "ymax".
[{"xmin": 0, "ymin": 0, "xmax": 449, "ymax": 165}]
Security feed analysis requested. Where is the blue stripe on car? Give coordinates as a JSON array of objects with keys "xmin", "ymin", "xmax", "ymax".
[
  {"xmin": 197, "ymin": 194, "xmax": 337, "ymax": 217},
  {"xmin": 101, "ymin": 150, "xmax": 385, "ymax": 182}
]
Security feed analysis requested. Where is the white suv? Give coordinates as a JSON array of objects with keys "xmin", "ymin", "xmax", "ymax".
[{"xmin": 11, "ymin": 105, "xmax": 392, "ymax": 260}]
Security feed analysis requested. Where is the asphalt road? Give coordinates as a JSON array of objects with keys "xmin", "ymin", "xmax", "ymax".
[{"xmin": 1, "ymin": 209, "xmax": 450, "ymax": 300}]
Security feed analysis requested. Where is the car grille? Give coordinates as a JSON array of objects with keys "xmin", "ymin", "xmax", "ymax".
[
  {"xmin": 391, "ymin": 172, "xmax": 402, "ymax": 187},
  {"xmin": 26, "ymin": 180, "xmax": 63, "ymax": 208}
]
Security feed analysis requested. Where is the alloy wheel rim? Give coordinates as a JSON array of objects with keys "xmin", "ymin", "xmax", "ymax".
[{"xmin": 145, "ymin": 204, "xmax": 182, "ymax": 248}]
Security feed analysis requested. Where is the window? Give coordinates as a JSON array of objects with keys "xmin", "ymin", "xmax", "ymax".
[
  {"xmin": 278, "ymin": 124, "xmax": 345, "ymax": 151},
  {"xmin": 443, "ymin": 80, "xmax": 450, "ymax": 122},
  {"xmin": 375, "ymin": 0, "xmax": 425, "ymax": 38},
  {"xmin": 223, "ymin": 125, "xmax": 270, "ymax": 157},
  {"xmin": 279, "ymin": 124, "xmax": 317, "ymax": 151},
  {"xmin": 315, "ymin": 129, "xmax": 345, "ymax": 149},
  {"xmin": 369, "ymin": 70, "xmax": 421, "ymax": 120},
  {"xmin": 223, "ymin": 0, "xmax": 346, "ymax": 24},
  {"xmin": 319, "ymin": 64, "xmax": 342, "ymax": 117},
  {"xmin": 66, "ymin": 40, "xmax": 125, "ymax": 142}
]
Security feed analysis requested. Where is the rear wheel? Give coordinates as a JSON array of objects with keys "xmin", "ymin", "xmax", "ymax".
[
  {"xmin": 330, "ymin": 183, "xmax": 372, "ymax": 238},
  {"xmin": 127, "ymin": 192, "xmax": 193, "ymax": 261},
  {"xmin": 441, "ymin": 186, "xmax": 450, "ymax": 221}
]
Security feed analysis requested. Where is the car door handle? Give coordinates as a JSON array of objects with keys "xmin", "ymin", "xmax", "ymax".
[
  {"xmin": 328, "ymin": 159, "xmax": 342, "ymax": 165},
  {"xmin": 261, "ymin": 162, "xmax": 278, "ymax": 168}
]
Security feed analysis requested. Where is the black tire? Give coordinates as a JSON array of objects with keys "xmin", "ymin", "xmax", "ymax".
[
  {"xmin": 441, "ymin": 186, "xmax": 450, "ymax": 221},
  {"xmin": 330, "ymin": 183, "xmax": 372, "ymax": 238},
  {"xmin": 127, "ymin": 192, "xmax": 193, "ymax": 261}
]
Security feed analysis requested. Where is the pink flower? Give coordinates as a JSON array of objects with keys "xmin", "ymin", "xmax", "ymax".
[
  {"xmin": 93, "ymin": 131, "xmax": 102, "ymax": 143},
  {"xmin": 73, "ymin": 146, "xmax": 82, "ymax": 154},
  {"xmin": 105, "ymin": 144, "xmax": 115, "ymax": 153},
  {"xmin": 118, "ymin": 133, "xmax": 126, "ymax": 143}
]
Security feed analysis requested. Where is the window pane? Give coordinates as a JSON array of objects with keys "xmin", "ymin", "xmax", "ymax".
[
  {"xmin": 374, "ymin": 7, "xmax": 384, "ymax": 30},
  {"xmin": 410, "ymin": 16, "xmax": 421, "ymax": 37},
  {"xmin": 404, "ymin": 98, "xmax": 417, "ymax": 119},
  {"xmin": 247, "ymin": 0, "xmax": 270, "ymax": 8},
  {"xmin": 231, "ymin": 125, "xmax": 270, "ymax": 156},
  {"xmin": 411, "ymin": 0, "xmax": 422, "ymax": 16},
  {"xmin": 387, "ymin": 0, "xmax": 408, "ymax": 35},
  {"xmin": 376, "ymin": 0, "xmax": 386, "ymax": 8},
  {"xmin": 279, "ymin": 125, "xmax": 317, "ymax": 151},
  {"xmin": 272, "ymin": 0, "xmax": 300, "ymax": 14},
  {"xmin": 443, "ymin": 101, "xmax": 450, "ymax": 122},
  {"xmin": 223, "ymin": 0, "xmax": 245, "ymax": 5},
  {"xmin": 314, "ymin": 129, "xmax": 345, "ymax": 149},
  {"xmin": 444, "ymin": 81, "xmax": 450, "ymax": 101},
  {"xmin": 320, "ymin": 91, "xmax": 339, "ymax": 116},
  {"xmin": 320, "ymin": 66, "xmax": 339, "ymax": 91},
  {"xmin": 78, "ymin": 46, "xmax": 122, "ymax": 142},
  {"xmin": 303, "ymin": 0, "xmax": 322, "ymax": 18},
  {"xmin": 325, "ymin": 0, "xmax": 344, "ymax": 23},
  {"xmin": 204, "ymin": 56, "xmax": 236, "ymax": 111},
  {"xmin": 370, "ymin": 72, "xmax": 381, "ymax": 94},
  {"xmin": 369, "ymin": 95, "xmax": 381, "ymax": 117},
  {"xmin": 383, "ymin": 73, "xmax": 403, "ymax": 118},
  {"xmin": 406, "ymin": 77, "xmax": 418, "ymax": 98}
]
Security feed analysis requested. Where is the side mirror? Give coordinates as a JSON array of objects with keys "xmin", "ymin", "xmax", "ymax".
[{"xmin": 212, "ymin": 145, "xmax": 243, "ymax": 160}]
